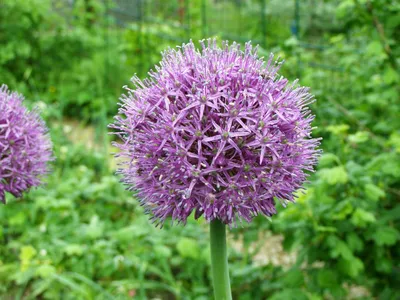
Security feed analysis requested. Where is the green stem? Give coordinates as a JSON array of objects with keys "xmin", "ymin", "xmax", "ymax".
[{"xmin": 210, "ymin": 219, "xmax": 232, "ymax": 300}]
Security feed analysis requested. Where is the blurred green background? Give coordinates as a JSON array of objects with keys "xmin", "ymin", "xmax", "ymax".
[{"xmin": 0, "ymin": 0, "xmax": 399, "ymax": 299}]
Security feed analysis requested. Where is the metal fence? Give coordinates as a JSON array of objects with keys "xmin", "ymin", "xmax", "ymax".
[{"xmin": 106, "ymin": 0, "xmax": 344, "ymax": 79}]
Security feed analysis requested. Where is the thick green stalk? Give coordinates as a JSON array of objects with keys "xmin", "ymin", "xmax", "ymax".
[{"xmin": 210, "ymin": 219, "xmax": 232, "ymax": 300}]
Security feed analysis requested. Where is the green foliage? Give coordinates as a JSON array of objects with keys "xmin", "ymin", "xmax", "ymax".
[
  {"xmin": 0, "ymin": 139, "xmax": 212, "ymax": 299},
  {"xmin": 0, "ymin": 0, "xmax": 130, "ymax": 121},
  {"xmin": 273, "ymin": 1, "xmax": 400, "ymax": 297},
  {"xmin": 1, "ymin": 0, "xmax": 400, "ymax": 299}
]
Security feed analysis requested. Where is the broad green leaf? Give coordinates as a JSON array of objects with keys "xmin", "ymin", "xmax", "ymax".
[
  {"xmin": 177, "ymin": 238, "xmax": 200, "ymax": 259},
  {"xmin": 383, "ymin": 67, "xmax": 400, "ymax": 84},
  {"xmin": 376, "ymin": 256, "xmax": 393, "ymax": 274},
  {"xmin": 154, "ymin": 245, "xmax": 172, "ymax": 258},
  {"xmin": 381, "ymin": 206, "xmax": 400, "ymax": 222},
  {"xmin": 270, "ymin": 289, "xmax": 308, "ymax": 300},
  {"xmin": 64, "ymin": 244, "xmax": 85, "ymax": 257},
  {"xmin": 351, "ymin": 209, "xmax": 376, "ymax": 227},
  {"xmin": 348, "ymin": 131, "xmax": 369, "ymax": 144},
  {"xmin": 83, "ymin": 215, "xmax": 104, "ymax": 240},
  {"xmin": 35, "ymin": 265, "xmax": 56, "ymax": 278},
  {"xmin": 338, "ymin": 256, "xmax": 364, "ymax": 278},
  {"xmin": 318, "ymin": 153, "xmax": 340, "ymax": 168},
  {"xmin": 319, "ymin": 166, "xmax": 348, "ymax": 185},
  {"xmin": 364, "ymin": 183, "xmax": 385, "ymax": 201},
  {"xmin": 346, "ymin": 232, "xmax": 364, "ymax": 252},
  {"xmin": 326, "ymin": 124, "xmax": 349, "ymax": 135},
  {"xmin": 200, "ymin": 246, "xmax": 211, "ymax": 265},
  {"xmin": 373, "ymin": 227, "xmax": 399, "ymax": 246},
  {"xmin": 336, "ymin": 0, "xmax": 354, "ymax": 18},
  {"xmin": 388, "ymin": 132, "xmax": 400, "ymax": 153},
  {"xmin": 112, "ymin": 225, "xmax": 148, "ymax": 242},
  {"xmin": 9, "ymin": 212, "xmax": 26, "ymax": 226},
  {"xmin": 330, "ymin": 240, "xmax": 353, "ymax": 260},
  {"xmin": 366, "ymin": 41, "xmax": 384, "ymax": 57},
  {"xmin": 317, "ymin": 269, "xmax": 338, "ymax": 288},
  {"xmin": 315, "ymin": 225, "xmax": 337, "ymax": 233},
  {"xmin": 20, "ymin": 246, "xmax": 37, "ymax": 264},
  {"xmin": 332, "ymin": 201, "xmax": 353, "ymax": 220},
  {"xmin": 366, "ymin": 153, "xmax": 400, "ymax": 178},
  {"xmin": 281, "ymin": 269, "xmax": 304, "ymax": 288}
]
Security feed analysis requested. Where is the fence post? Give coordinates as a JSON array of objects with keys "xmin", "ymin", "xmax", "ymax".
[
  {"xmin": 201, "ymin": 0, "xmax": 207, "ymax": 38},
  {"xmin": 294, "ymin": 0, "xmax": 301, "ymax": 78},
  {"xmin": 260, "ymin": 0, "xmax": 267, "ymax": 48}
]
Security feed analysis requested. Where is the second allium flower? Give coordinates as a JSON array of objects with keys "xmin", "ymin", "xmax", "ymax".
[
  {"xmin": 0, "ymin": 85, "xmax": 53, "ymax": 203},
  {"xmin": 111, "ymin": 39, "xmax": 320, "ymax": 226}
]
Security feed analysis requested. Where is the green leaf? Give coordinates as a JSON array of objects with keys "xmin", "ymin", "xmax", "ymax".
[
  {"xmin": 68, "ymin": 272, "xmax": 115, "ymax": 299},
  {"xmin": 317, "ymin": 269, "xmax": 338, "ymax": 288},
  {"xmin": 9, "ymin": 212, "xmax": 27, "ymax": 226},
  {"xmin": 346, "ymin": 233, "xmax": 364, "ymax": 252},
  {"xmin": 315, "ymin": 225, "xmax": 337, "ymax": 233},
  {"xmin": 201, "ymin": 246, "xmax": 211, "ymax": 265},
  {"xmin": 348, "ymin": 131, "xmax": 369, "ymax": 144},
  {"xmin": 20, "ymin": 245, "xmax": 37, "ymax": 264},
  {"xmin": 388, "ymin": 132, "xmax": 400, "ymax": 153},
  {"xmin": 366, "ymin": 153, "xmax": 400, "ymax": 178},
  {"xmin": 318, "ymin": 153, "xmax": 340, "ymax": 168},
  {"xmin": 319, "ymin": 166, "xmax": 348, "ymax": 185},
  {"xmin": 51, "ymin": 274, "xmax": 89, "ymax": 298},
  {"xmin": 364, "ymin": 183, "xmax": 385, "ymax": 201},
  {"xmin": 366, "ymin": 40, "xmax": 384, "ymax": 57},
  {"xmin": 373, "ymin": 226, "xmax": 399, "ymax": 246},
  {"xmin": 375, "ymin": 256, "xmax": 392, "ymax": 274},
  {"xmin": 154, "ymin": 245, "xmax": 172, "ymax": 258},
  {"xmin": 338, "ymin": 257, "xmax": 364, "ymax": 278},
  {"xmin": 176, "ymin": 238, "xmax": 200, "ymax": 259},
  {"xmin": 112, "ymin": 225, "xmax": 148, "ymax": 242},
  {"xmin": 326, "ymin": 124, "xmax": 349, "ymax": 135},
  {"xmin": 64, "ymin": 244, "xmax": 85, "ymax": 257},
  {"xmin": 35, "ymin": 265, "xmax": 56, "ymax": 279},
  {"xmin": 383, "ymin": 67, "xmax": 400, "ymax": 84},
  {"xmin": 82, "ymin": 215, "xmax": 104, "ymax": 240},
  {"xmin": 332, "ymin": 201, "xmax": 353, "ymax": 220},
  {"xmin": 330, "ymin": 240, "xmax": 353, "ymax": 260},
  {"xmin": 270, "ymin": 289, "xmax": 308, "ymax": 300},
  {"xmin": 281, "ymin": 269, "xmax": 304, "ymax": 288},
  {"xmin": 351, "ymin": 209, "xmax": 376, "ymax": 227},
  {"xmin": 336, "ymin": 0, "xmax": 354, "ymax": 18},
  {"xmin": 381, "ymin": 206, "xmax": 400, "ymax": 222}
]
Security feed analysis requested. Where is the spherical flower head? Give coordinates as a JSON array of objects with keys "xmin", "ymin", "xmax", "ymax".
[
  {"xmin": 111, "ymin": 39, "xmax": 321, "ymax": 226},
  {"xmin": 0, "ymin": 85, "xmax": 53, "ymax": 203}
]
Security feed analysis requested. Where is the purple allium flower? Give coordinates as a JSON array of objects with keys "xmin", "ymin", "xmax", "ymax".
[
  {"xmin": 111, "ymin": 39, "xmax": 321, "ymax": 226},
  {"xmin": 0, "ymin": 85, "xmax": 53, "ymax": 203}
]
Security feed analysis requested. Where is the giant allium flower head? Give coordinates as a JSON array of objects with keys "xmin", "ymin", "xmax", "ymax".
[
  {"xmin": 111, "ymin": 39, "xmax": 321, "ymax": 226},
  {"xmin": 0, "ymin": 84, "xmax": 53, "ymax": 203}
]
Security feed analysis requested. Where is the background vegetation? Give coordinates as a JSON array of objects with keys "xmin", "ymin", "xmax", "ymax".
[{"xmin": 0, "ymin": 0, "xmax": 399, "ymax": 299}]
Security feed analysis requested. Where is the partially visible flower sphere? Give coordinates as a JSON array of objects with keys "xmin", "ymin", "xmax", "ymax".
[
  {"xmin": 0, "ymin": 85, "xmax": 53, "ymax": 203},
  {"xmin": 111, "ymin": 39, "xmax": 321, "ymax": 226}
]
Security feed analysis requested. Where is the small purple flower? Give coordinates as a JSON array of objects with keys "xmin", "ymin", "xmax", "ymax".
[
  {"xmin": 111, "ymin": 39, "xmax": 321, "ymax": 226},
  {"xmin": 0, "ymin": 85, "xmax": 53, "ymax": 203}
]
